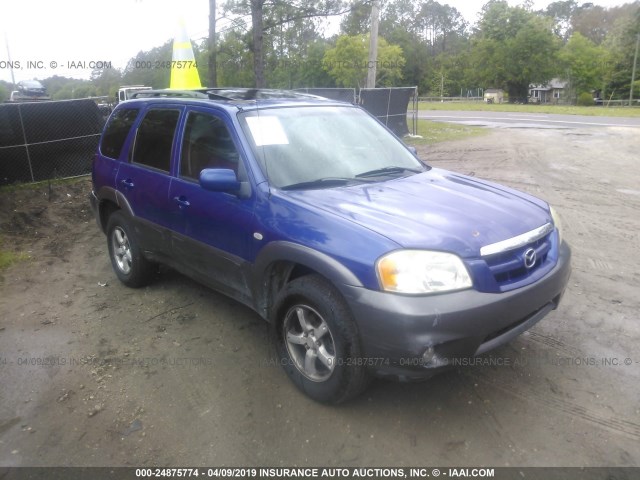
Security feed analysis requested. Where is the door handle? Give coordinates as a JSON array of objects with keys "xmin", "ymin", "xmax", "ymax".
[
  {"xmin": 173, "ymin": 196, "xmax": 190, "ymax": 209},
  {"xmin": 120, "ymin": 178, "xmax": 134, "ymax": 188}
]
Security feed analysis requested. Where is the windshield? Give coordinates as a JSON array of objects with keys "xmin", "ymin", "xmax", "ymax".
[{"xmin": 238, "ymin": 106, "xmax": 426, "ymax": 189}]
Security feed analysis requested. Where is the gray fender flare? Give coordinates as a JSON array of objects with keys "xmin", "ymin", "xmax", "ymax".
[{"xmin": 251, "ymin": 241, "xmax": 364, "ymax": 319}]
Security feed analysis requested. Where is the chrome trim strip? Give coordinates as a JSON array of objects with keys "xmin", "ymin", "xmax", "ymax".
[{"xmin": 480, "ymin": 223, "xmax": 554, "ymax": 257}]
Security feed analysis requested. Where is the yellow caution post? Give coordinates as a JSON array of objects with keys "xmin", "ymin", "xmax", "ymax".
[{"xmin": 170, "ymin": 19, "xmax": 202, "ymax": 89}]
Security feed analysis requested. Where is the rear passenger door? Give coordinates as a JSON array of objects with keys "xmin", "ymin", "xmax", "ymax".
[
  {"xmin": 116, "ymin": 107, "xmax": 182, "ymax": 256},
  {"xmin": 168, "ymin": 109, "xmax": 256, "ymax": 301}
]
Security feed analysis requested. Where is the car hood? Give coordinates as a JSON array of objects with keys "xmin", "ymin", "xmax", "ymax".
[{"xmin": 281, "ymin": 168, "xmax": 552, "ymax": 258}]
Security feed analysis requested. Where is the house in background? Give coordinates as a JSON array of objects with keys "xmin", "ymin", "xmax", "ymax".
[
  {"xmin": 484, "ymin": 88, "xmax": 504, "ymax": 104},
  {"xmin": 529, "ymin": 78, "xmax": 567, "ymax": 104}
]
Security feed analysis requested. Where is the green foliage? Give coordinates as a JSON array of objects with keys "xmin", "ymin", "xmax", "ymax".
[
  {"xmin": 222, "ymin": 0, "xmax": 348, "ymax": 87},
  {"xmin": 426, "ymin": 53, "xmax": 465, "ymax": 96},
  {"xmin": 122, "ymin": 41, "xmax": 174, "ymax": 89},
  {"xmin": 468, "ymin": 3, "xmax": 561, "ymax": 101},
  {"xmin": 323, "ymin": 35, "xmax": 405, "ymax": 88},
  {"xmin": 288, "ymin": 40, "xmax": 336, "ymax": 88},
  {"xmin": 0, "ymin": 235, "xmax": 29, "ymax": 270},
  {"xmin": 559, "ymin": 32, "xmax": 608, "ymax": 102},
  {"xmin": 0, "ymin": 249, "xmax": 29, "ymax": 270},
  {"xmin": 541, "ymin": 0, "xmax": 578, "ymax": 41},
  {"xmin": 4, "ymin": 0, "xmax": 638, "ymax": 102},
  {"xmin": 601, "ymin": 11, "xmax": 640, "ymax": 99},
  {"xmin": 340, "ymin": 0, "xmax": 370, "ymax": 36},
  {"xmin": 577, "ymin": 91, "xmax": 595, "ymax": 106},
  {"xmin": 40, "ymin": 76, "xmax": 95, "ymax": 100},
  {"xmin": 216, "ymin": 30, "xmax": 255, "ymax": 87},
  {"xmin": 91, "ymin": 65, "xmax": 123, "ymax": 97}
]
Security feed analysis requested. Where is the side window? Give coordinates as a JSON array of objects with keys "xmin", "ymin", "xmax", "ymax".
[
  {"xmin": 180, "ymin": 112, "xmax": 240, "ymax": 181},
  {"xmin": 100, "ymin": 108, "xmax": 139, "ymax": 159},
  {"xmin": 132, "ymin": 109, "xmax": 180, "ymax": 172}
]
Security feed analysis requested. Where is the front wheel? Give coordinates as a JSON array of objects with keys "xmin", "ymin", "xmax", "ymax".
[{"xmin": 272, "ymin": 275, "xmax": 370, "ymax": 404}]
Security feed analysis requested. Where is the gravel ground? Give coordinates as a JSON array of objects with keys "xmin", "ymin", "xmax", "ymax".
[{"xmin": 0, "ymin": 126, "xmax": 638, "ymax": 468}]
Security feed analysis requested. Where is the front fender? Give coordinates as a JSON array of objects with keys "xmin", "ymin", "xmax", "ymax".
[{"xmin": 251, "ymin": 241, "xmax": 364, "ymax": 319}]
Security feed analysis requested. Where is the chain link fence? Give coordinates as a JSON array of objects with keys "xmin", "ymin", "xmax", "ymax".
[
  {"xmin": 0, "ymin": 99, "xmax": 106, "ymax": 186},
  {"xmin": 359, "ymin": 87, "xmax": 418, "ymax": 137},
  {"xmin": 296, "ymin": 87, "xmax": 418, "ymax": 137},
  {"xmin": 294, "ymin": 88, "xmax": 357, "ymax": 104},
  {"xmin": 0, "ymin": 89, "xmax": 420, "ymax": 186}
]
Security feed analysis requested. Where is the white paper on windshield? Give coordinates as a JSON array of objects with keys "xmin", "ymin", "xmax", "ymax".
[{"xmin": 246, "ymin": 116, "xmax": 289, "ymax": 146}]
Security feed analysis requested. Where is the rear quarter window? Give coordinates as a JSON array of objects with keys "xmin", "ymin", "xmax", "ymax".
[
  {"xmin": 132, "ymin": 109, "xmax": 180, "ymax": 172},
  {"xmin": 100, "ymin": 108, "xmax": 139, "ymax": 160}
]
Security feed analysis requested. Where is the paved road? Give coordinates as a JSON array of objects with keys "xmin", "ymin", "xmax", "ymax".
[{"xmin": 418, "ymin": 110, "xmax": 640, "ymax": 129}]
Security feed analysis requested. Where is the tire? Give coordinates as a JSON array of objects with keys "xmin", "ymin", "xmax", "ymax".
[
  {"xmin": 106, "ymin": 211, "xmax": 156, "ymax": 288},
  {"xmin": 272, "ymin": 274, "xmax": 370, "ymax": 404}
]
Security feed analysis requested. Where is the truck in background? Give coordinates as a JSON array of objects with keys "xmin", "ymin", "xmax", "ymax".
[{"xmin": 116, "ymin": 85, "xmax": 152, "ymax": 103}]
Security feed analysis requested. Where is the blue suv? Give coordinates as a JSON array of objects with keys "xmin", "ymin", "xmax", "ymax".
[{"xmin": 90, "ymin": 89, "xmax": 571, "ymax": 404}]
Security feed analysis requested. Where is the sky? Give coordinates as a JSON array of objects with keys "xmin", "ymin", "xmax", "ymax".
[{"xmin": 0, "ymin": 0, "xmax": 634, "ymax": 84}]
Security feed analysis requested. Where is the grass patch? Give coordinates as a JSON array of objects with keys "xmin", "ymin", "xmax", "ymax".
[
  {"xmin": 418, "ymin": 101, "xmax": 640, "ymax": 117},
  {"xmin": 404, "ymin": 119, "xmax": 488, "ymax": 146},
  {"xmin": 0, "ymin": 175, "xmax": 89, "ymax": 193},
  {"xmin": 0, "ymin": 248, "xmax": 29, "ymax": 270}
]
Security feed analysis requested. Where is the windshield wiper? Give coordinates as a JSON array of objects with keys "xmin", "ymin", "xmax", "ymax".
[
  {"xmin": 281, "ymin": 177, "xmax": 373, "ymax": 191},
  {"xmin": 355, "ymin": 166, "xmax": 424, "ymax": 178}
]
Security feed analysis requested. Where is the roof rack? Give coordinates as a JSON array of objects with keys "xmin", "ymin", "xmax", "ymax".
[
  {"xmin": 130, "ymin": 90, "xmax": 212, "ymax": 100},
  {"xmin": 129, "ymin": 88, "xmax": 324, "ymax": 101}
]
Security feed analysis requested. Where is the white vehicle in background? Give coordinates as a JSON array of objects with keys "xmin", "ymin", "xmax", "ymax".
[{"xmin": 116, "ymin": 85, "xmax": 152, "ymax": 103}]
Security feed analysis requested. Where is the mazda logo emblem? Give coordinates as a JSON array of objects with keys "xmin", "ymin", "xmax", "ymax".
[{"xmin": 524, "ymin": 248, "xmax": 537, "ymax": 269}]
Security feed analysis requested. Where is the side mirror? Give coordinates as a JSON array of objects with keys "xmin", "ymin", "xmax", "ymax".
[
  {"xmin": 200, "ymin": 168, "xmax": 241, "ymax": 194},
  {"xmin": 407, "ymin": 146, "xmax": 418, "ymax": 156}
]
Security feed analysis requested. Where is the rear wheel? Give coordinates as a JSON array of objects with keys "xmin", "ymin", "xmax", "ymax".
[
  {"xmin": 106, "ymin": 211, "xmax": 155, "ymax": 288},
  {"xmin": 273, "ymin": 274, "xmax": 370, "ymax": 404}
]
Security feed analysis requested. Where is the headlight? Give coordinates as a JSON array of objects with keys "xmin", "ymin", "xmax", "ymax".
[
  {"xmin": 376, "ymin": 250, "xmax": 472, "ymax": 294},
  {"xmin": 550, "ymin": 206, "xmax": 563, "ymax": 245}
]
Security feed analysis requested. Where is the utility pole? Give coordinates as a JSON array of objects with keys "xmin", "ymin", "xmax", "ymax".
[
  {"xmin": 366, "ymin": 0, "xmax": 380, "ymax": 89},
  {"xmin": 208, "ymin": 0, "xmax": 217, "ymax": 87},
  {"xmin": 4, "ymin": 33, "xmax": 16, "ymax": 88},
  {"xmin": 630, "ymin": 33, "xmax": 639, "ymax": 106}
]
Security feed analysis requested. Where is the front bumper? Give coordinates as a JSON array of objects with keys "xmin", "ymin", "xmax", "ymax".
[{"xmin": 341, "ymin": 241, "xmax": 572, "ymax": 381}]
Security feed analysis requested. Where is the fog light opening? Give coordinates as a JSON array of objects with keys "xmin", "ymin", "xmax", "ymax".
[{"xmin": 422, "ymin": 346, "xmax": 436, "ymax": 366}]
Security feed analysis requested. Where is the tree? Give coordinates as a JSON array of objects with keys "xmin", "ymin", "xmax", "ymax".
[
  {"xmin": 601, "ymin": 6, "xmax": 640, "ymax": 100},
  {"xmin": 468, "ymin": 1, "xmax": 560, "ymax": 102},
  {"xmin": 223, "ymin": 0, "xmax": 353, "ymax": 87},
  {"xmin": 418, "ymin": 0, "xmax": 468, "ymax": 53},
  {"xmin": 541, "ymin": 0, "xmax": 577, "ymax": 41},
  {"xmin": 376, "ymin": 0, "xmax": 469, "ymax": 93},
  {"xmin": 571, "ymin": 4, "xmax": 611, "ymax": 45},
  {"xmin": 216, "ymin": 30, "xmax": 256, "ymax": 87},
  {"xmin": 383, "ymin": 26, "xmax": 432, "ymax": 92},
  {"xmin": 122, "ymin": 41, "xmax": 174, "ymax": 88},
  {"xmin": 90, "ymin": 66, "xmax": 122, "ymax": 98},
  {"xmin": 340, "ymin": 0, "xmax": 370, "ymax": 35},
  {"xmin": 427, "ymin": 52, "xmax": 467, "ymax": 97},
  {"xmin": 323, "ymin": 34, "xmax": 405, "ymax": 88},
  {"xmin": 0, "ymin": 83, "xmax": 8, "ymax": 102},
  {"xmin": 50, "ymin": 81, "xmax": 96, "ymax": 100},
  {"xmin": 559, "ymin": 32, "xmax": 608, "ymax": 101}
]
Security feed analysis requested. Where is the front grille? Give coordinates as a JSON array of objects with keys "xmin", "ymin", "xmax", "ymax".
[{"xmin": 484, "ymin": 233, "xmax": 552, "ymax": 286}]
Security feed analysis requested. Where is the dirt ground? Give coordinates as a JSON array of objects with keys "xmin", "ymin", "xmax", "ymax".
[{"xmin": 0, "ymin": 126, "xmax": 639, "ymax": 468}]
